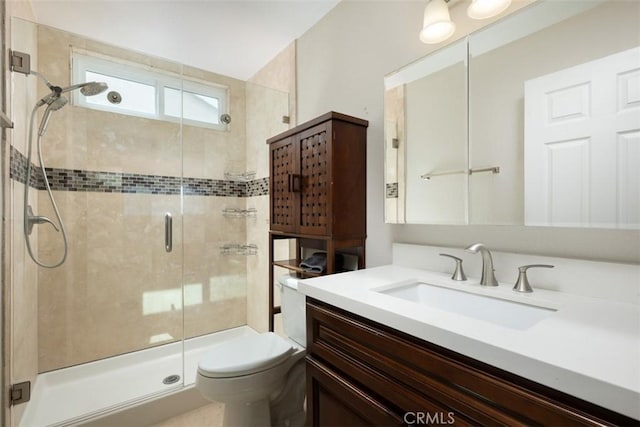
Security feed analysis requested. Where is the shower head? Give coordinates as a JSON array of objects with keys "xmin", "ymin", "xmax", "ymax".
[
  {"xmin": 80, "ymin": 82, "xmax": 108, "ymax": 96},
  {"xmin": 31, "ymin": 73, "xmax": 109, "ymax": 136},
  {"xmin": 50, "ymin": 96, "xmax": 68, "ymax": 111},
  {"xmin": 38, "ymin": 96, "xmax": 68, "ymax": 137},
  {"xmin": 61, "ymin": 81, "xmax": 108, "ymax": 96},
  {"xmin": 36, "ymin": 80, "xmax": 108, "ymax": 107}
]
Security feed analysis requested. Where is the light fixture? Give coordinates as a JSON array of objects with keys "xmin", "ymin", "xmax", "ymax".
[
  {"xmin": 419, "ymin": 0, "xmax": 456, "ymax": 45},
  {"xmin": 420, "ymin": 0, "xmax": 513, "ymax": 44},
  {"xmin": 467, "ymin": 0, "xmax": 512, "ymax": 20}
]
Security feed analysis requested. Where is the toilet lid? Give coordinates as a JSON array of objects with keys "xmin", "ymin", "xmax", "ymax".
[{"xmin": 198, "ymin": 332, "xmax": 294, "ymax": 378}]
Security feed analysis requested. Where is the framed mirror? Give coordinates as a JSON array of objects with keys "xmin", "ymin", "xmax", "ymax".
[{"xmin": 385, "ymin": 0, "xmax": 640, "ymax": 229}]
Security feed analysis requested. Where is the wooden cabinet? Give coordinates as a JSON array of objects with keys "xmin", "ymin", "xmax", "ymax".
[
  {"xmin": 306, "ymin": 298, "xmax": 637, "ymax": 427},
  {"xmin": 267, "ymin": 112, "xmax": 368, "ymax": 330},
  {"xmin": 268, "ymin": 112, "xmax": 367, "ymax": 238}
]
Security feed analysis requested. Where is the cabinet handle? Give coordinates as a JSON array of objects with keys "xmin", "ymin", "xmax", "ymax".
[
  {"xmin": 291, "ymin": 174, "xmax": 301, "ymax": 192},
  {"xmin": 288, "ymin": 174, "xmax": 301, "ymax": 193}
]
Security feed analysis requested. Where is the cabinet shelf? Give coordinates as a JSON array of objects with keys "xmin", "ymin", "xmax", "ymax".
[
  {"xmin": 273, "ymin": 259, "xmax": 322, "ymax": 277},
  {"xmin": 220, "ymin": 243, "xmax": 258, "ymax": 256},
  {"xmin": 223, "ymin": 171, "xmax": 256, "ymax": 182}
]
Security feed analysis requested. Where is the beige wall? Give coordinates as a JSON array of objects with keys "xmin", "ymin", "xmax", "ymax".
[{"xmin": 296, "ymin": 0, "xmax": 640, "ymax": 264}]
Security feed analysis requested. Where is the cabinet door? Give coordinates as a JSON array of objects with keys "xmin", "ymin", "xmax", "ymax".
[
  {"xmin": 306, "ymin": 357, "xmax": 404, "ymax": 427},
  {"xmin": 298, "ymin": 123, "xmax": 331, "ymax": 236},
  {"xmin": 270, "ymin": 136, "xmax": 297, "ymax": 232}
]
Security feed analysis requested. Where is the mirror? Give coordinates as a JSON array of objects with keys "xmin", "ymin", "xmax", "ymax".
[
  {"xmin": 385, "ymin": 0, "xmax": 640, "ymax": 229},
  {"xmin": 385, "ymin": 39, "xmax": 468, "ymax": 224}
]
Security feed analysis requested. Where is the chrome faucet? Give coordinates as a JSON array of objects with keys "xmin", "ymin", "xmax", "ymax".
[{"xmin": 465, "ymin": 243, "xmax": 498, "ymax": 286}]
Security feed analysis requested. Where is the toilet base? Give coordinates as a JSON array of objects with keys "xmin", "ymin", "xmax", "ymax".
[
  {"xmin": 196, "ymin": 343, "xmax": 307, "ymax": 427},
  {"xmin": 222, "ymin": 398, "xmax": 271, "ymax": 427}
]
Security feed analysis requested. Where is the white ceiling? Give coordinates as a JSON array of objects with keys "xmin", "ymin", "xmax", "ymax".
[{"xmin": 29, "ymin": 0, "xmax": 340, "ymax": 81}]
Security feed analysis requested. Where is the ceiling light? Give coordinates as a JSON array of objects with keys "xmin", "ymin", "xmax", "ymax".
[
  {"xmin": 419, "ymin": 0, "xmax": 456, "ymax": 44},
  {"xmin": 467, "ymin": 0, "xmax": 512, "ymax": 20}
]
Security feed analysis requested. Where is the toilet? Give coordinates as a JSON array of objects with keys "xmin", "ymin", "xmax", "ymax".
[{"xmin": 196, "ymin": 275, "xmax": 307, "ymax": 427}]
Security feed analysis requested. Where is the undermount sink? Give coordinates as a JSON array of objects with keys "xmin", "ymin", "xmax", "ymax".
[{"xmin": 377, "ymin": 281, "xmax": 556, "ymax": 330}]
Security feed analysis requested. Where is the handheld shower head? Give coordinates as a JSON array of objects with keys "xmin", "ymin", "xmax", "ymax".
[
  {"xmin": 49, "ymin": 96, "xmax": 68, "ymax": 111},
  {"xmin": 31, "ymin": 74, "xmax": 109, "ymax": 136},
  {"xmin": 38, "ymin": 96, "xmax": 68, "ymax": 136}
]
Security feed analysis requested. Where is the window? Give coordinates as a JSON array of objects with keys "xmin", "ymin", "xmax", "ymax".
[{"xmin": 72, "ymin": 51, "xmax": 228, "ymax": 130}]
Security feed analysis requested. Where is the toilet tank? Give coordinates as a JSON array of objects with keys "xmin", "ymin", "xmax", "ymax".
[{"xmin": 278, "ymin": 275, "xmax": 306, "ymax": 347}]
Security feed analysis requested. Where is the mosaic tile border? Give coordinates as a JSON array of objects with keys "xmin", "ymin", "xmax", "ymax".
[
  {"xmin": 10, "ymin": 146, "xmax": 269, "ymax": 197},
  {"xmin": 386, "ymin": 182, "xmax": 398, "ymax": 198}
]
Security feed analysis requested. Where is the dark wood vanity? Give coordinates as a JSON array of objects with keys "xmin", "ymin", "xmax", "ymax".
[{"xmin": 305, "ymin": 298, "xmax": 638, "ymax": 426}]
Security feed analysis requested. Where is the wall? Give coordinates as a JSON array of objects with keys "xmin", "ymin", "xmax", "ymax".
[{"xmin": 296, "ymin": 0, "xmax": 640, "ymax": 265}]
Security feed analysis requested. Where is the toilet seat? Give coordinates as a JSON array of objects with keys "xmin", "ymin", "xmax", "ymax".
[{"xmin": 198, "ymin": 332, "xmax": 294, "ymax": 378}]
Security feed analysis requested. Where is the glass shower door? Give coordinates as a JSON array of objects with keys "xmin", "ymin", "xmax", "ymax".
[{"xmin": 10, "ymin": 17, "xmax": 185, "ymax": 426}]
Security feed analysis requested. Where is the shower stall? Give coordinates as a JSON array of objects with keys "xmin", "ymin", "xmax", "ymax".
[{"xmin": 7, "ymin": 17, "xmax": 289, "ymax": 426}]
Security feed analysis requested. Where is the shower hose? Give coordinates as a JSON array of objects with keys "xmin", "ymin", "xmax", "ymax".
[{"xmin": 23, "ymin": 104, "xmax": 68, "ymax": 268}]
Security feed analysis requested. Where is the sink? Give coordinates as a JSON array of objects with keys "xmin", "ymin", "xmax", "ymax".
[{"xmin": 377, "ymin": 281, "xmax": 556, "ymax": 330}]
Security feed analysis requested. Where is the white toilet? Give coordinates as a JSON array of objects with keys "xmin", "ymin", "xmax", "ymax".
[{"xmin": 196, "ymin": 275, "xmax": 307, "ymax": 427}]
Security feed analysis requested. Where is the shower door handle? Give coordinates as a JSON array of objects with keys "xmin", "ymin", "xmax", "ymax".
[{"xmin": 165, "ymin": 212, "xmax": 173, "ymax": 253}]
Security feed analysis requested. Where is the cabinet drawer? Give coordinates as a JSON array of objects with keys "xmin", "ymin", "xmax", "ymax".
[{"xmin": 307, "ymin": 299, "xmax": 631, "ymax": 426}]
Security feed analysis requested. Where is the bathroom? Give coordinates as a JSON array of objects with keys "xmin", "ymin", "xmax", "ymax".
[{"xmin": 2, "ymin": 0, "xmax": 638, "ymax": 426}]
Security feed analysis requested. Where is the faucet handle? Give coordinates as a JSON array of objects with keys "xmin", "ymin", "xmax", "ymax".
[
  {"xmin": 513, "ymin": 264, "xmax": 554, "ymax": 293},
  {"xmin": 439, "ymin": 253, "xmax": 467, "ymax": 281}
]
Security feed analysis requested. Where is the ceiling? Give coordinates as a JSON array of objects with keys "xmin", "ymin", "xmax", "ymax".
[{"xmin": 28, "ymin": 0, "xmax": 340, "ymax": 81}]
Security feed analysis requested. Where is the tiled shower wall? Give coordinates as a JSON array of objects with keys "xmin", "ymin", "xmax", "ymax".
[{"xmin": 9, "ymin": 21, "xmax": 286, "ymax": 373}]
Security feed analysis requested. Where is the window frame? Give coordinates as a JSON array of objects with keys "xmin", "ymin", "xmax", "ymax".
[{"xmin": 71, "ymin": 51, "xmax": 229, "ymax": 131}]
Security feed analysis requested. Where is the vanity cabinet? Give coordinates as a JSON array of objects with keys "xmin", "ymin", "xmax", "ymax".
[
  {"xmin": 306, "ymin": 299, "xmax": 637, "ymax": 427},
  {"xmin": 267, "ymin": 112, "xmax": 368, "ymax": 331}
]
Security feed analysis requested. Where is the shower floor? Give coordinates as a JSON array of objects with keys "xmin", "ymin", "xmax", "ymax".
[{"xmin": 20, "ymin": 326, "xmax": 257, "ymax": 427}]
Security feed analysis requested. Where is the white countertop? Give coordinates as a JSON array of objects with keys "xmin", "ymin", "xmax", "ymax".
[{"xmin": 298, "ymin": 265, "xmax": 640, "ymax": 419}]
